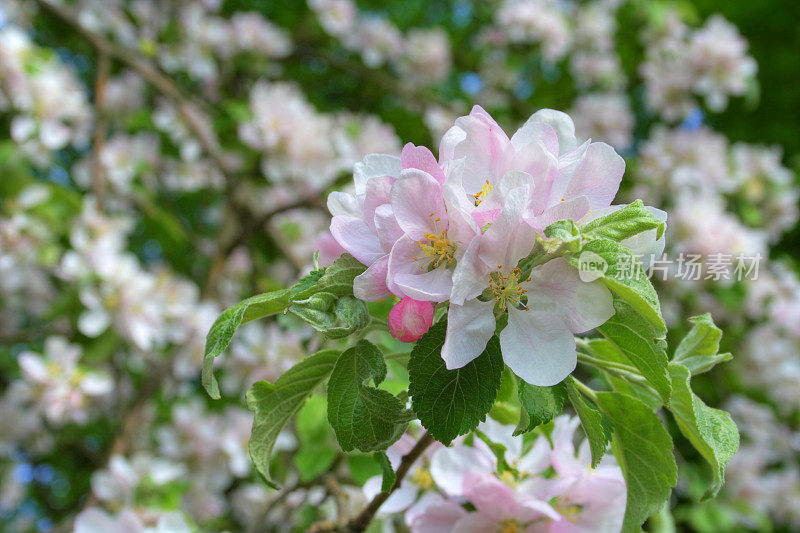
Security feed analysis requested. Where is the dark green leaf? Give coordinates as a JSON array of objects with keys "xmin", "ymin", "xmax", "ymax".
[
  {"xmin": 408, "ymin": 321, "xmax": 503, "ymax": 445},
  {"xmin": 514, "ymin": 380, "xmax": 567, "ymax": 436},
  {"xmin": 327, "ymin": 341, "xmax": 410, "ymax": 452},
  {"xmin": 246, "ymin": 350, "xmax": 339, "ymax": 487},
  {"xmin": 565, "ymin": 378, "xmax": 612, "ymax": 467}
]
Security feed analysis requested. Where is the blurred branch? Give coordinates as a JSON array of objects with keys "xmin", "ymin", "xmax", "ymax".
[
  {"xmin": 310, "ymin": 432, "xmax": 435, "ymax": 533},
  {"xmin": 202, "ymin": 195, "xmax": 323, "ymax": 297},
  {"xmin": 291, "ymin": 44, "xmax": 463, "ymax": 115},
  {"xmin": 91, "ymin": 51, "xmax": 110, "ymax": 204},
  {"xmin": 32, "ymin": 0, "xmax": 237, "ymax": 180},
  {"xmin": 249, "ymin": 455, "xmax": 344, "ymax": 533}
]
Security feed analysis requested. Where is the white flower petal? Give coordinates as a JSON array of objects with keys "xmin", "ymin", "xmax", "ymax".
[
  {"xmin": 501, "ymin": 308, "xmax": 576, "ymax": 386},
  {"xmin": 441, "ymin": 299, "xmax": 496, "ymax": 369}
]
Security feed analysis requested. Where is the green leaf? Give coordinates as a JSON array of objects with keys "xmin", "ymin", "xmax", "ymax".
[
  {"xmin": 579, "ymin": 338, "xmax": 663, "ymax": 409},
  {"xmin": 309, "ymin": 253, "xmax": 366, "ymax": 298},
  {"xmin": 203, "ymin": 289, "xmax": 291, "ymax": 399},
  {"xmin": 296, "ymin": 396, "xmax": 331, "ymax": 444},
  {"xmin": 290, "ymin": 268, "xmax": 326, "ymax": 300},
  {"xmin": 408, "ymin": 321, "xmax": 504, "ymax": 445},
  {"xmin": 375, "ymin": 451, "xmax": 396, "ymax": 492},
  {"xmin": 347, "ymin": 455, "xmax": 382, "ymax": 485},
  {"xmin": 598, "ymin": 298, "xmax": 671, "ymax": 404},
  {"xmin": 605, "ymin": 374, "xmax": 664, "ymax": 411},
  {"xmin": 565, "ymin": 378, "xmax": 613, "ymax": 468},
  {"xmin": 475, "ymin": 428, "xmax": 511, "ymax": 473},
  {"xmin": 597, "ymin": 391, "xmax": 677, "ymax": 533},
  {"xmin": 327, "ymin": 341, "xmax": 410, "ymax": 453},
  {"xmin": 289, "ymin": 295, "xmax": 370, "ymax": 338},
  {"xmin": 543, "ymin": 219, "xmax": 582, "ymax": 251},
  {"xmin": 667, "ymin": 363, "xmax": 739, "ymax": 500},
  {"xmin": 294, "ymin": 446, "xmax": 337, "ymax": 482},
  {"xmin": 246, "ymin": 350, "xmax": 339, "ymax": 488},
  {"xmin": 513, "ymin": 380, "xmax": 567, "ymax": 436},
  {"xmin": 497, "ymin": 366, "xmax": 518, "ymax": 402},
  {"xmin": 672, "ymin": 314, "xmax": 732, "ymax": 375},
  {"xmin": 581, "ymin": 200, "xmax": 665, "ymax": 242},
  {"xmin": 571, "ymin": 238, "xmax": 666, "ymax": 333}
]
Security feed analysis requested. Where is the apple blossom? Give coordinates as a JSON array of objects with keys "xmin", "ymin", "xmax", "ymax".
[{"xmin": 409, "ymin": 416, "xmax": 625, "ymax": 533}]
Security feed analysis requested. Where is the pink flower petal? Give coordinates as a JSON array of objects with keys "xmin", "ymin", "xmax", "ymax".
[
  {"xmin": 402, "ymin": 142, "xmax": 445, "ymax": 184},
  {"xmin": 353, "ymin": 255, "xmax": 390, "ymax": 301},
  {"xmin": 391, "ymin": 169, "xmax": 448, "ymax": 241}
]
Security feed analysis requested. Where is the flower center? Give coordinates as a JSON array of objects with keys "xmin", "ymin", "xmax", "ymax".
[
  {"xmin": 498, "ymin": 519, "xmax": 520, "ymax": 533},
  {"xmin": 489, "ymin": 267, "xmax": 530, "ymax": 311},
  {"xmin": 473, "ymin": 179, "xmax": 493, "ymax": 206},
  {"xmin": 553, "ymin": 501, "xmax": 583, "ymax": 523},
  {"xmin": 410, "ymin": 468, "xmax": 434, "ymax": 489},
  {"xmin": 415, "ymin": 229, "xmax": 455, "ymax": 270},
  {"xmin": 500, "ymin": 469, "xmax": 517, "ymax": 487}
]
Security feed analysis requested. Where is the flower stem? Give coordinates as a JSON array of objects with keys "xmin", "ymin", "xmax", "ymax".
[{"xmin": 570, "ymin": 376, "xmax": 599, "ymax": 404}]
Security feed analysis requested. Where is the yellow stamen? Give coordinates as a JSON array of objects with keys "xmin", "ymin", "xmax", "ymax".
[
  {"xmin": 418, "ymin": 230, "xmax": 456, "ymax": 269},
  {"xmin": 410, "ymin": 468, "xmax": 434, "ymax": 490},
  {"xmin": 474, "ymin": 179, "xmax": 494, "ymax": 206},
  {"xmin": 489, "ymin": 267, "xmax": 528, "ymax": 312}
]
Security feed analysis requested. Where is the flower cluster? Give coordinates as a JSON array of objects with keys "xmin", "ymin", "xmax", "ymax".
[
  {"xmin": 239, "ymin": 80, "xmax": 400, "ymax": 191},
  {"xmin": 640, "ymin": 12, "xmax": 757, "ymax": 120},
  {"xmin": 309, "ymin": 0, "xmax": 452, "ymax": 84},
  {"xmin": 329, "ymin": 105, "xmax": 663, "ymax": 385},
  {"xmin": 370, "ymin": 417, "xmax": 626, "ymax": 532},
  {"xmin": 0, "ymin": 27, "xmax": 92, "ymax": 164}
]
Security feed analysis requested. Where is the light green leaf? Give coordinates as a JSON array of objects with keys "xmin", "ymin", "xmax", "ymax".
[
  {"xmin": 312, "ymin": 253, "xmax": 366, "ymax": 297},
  {"xmin": 514, "ymin": 380, "xmax": 567, "ymax": 436},
  {"xmin": 408, "ymin": 321, "xmax": 504, "ymax": 445},
  {"xmin": 597, "ymin": 391, "xmax": 677, "ymax": 533},
  {"xmin": 581, "ymin": 200, "xmax": 665, "ymax": 242},
  {"xmin": 327, "ymin": 341, "xmax": 411, "ymax": 453},
  {"xmin": 673, "ymin": 314, "xmax": 732, "ymax": 375},
  {"xmin": 667, "ymin": 363, "xmax": 739, "ymax": 500},
  {"xmin": 246, "ymin": 350, "xmax": 339, "ymax": 488},
  {"xmin": 599, "ymin": 298, "xmax": 671, "ymax": 404},
  {"xmin": 571, "ymin": 238, "xmax": 666, "ymax": 333},
  {"xmin": 203, "ymin": 289, "xmax": 291, "ymax": 399},
  {"xmin": 294, "ymin": 446, "xmax": 337, "ymax": 482},
  {"xmin": 543, "ymin": 219, "xmax": 582, "ymax": 251},
  {"xmin": 565, "ymin": 378, "xmax": 613, "ymax": 468}
]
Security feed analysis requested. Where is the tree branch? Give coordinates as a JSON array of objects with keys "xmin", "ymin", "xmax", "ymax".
[{"xmin": 310, "ymin": 432, "xmax": 435, "ymax": 533}]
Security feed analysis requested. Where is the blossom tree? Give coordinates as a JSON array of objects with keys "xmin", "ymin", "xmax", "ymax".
[{"xmin": 1, "ymin": 0, "xmax": 798, "ymax": 532}]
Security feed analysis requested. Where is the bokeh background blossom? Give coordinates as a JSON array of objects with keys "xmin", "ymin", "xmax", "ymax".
[{"xmin": 0, "ymin": 0, "xmax": 798, "ymax": 531}]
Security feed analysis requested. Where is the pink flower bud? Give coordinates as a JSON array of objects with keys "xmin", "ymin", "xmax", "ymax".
[{"xmin": 388, "ymin": 298, "xmax": 434, "ymax": 343}]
